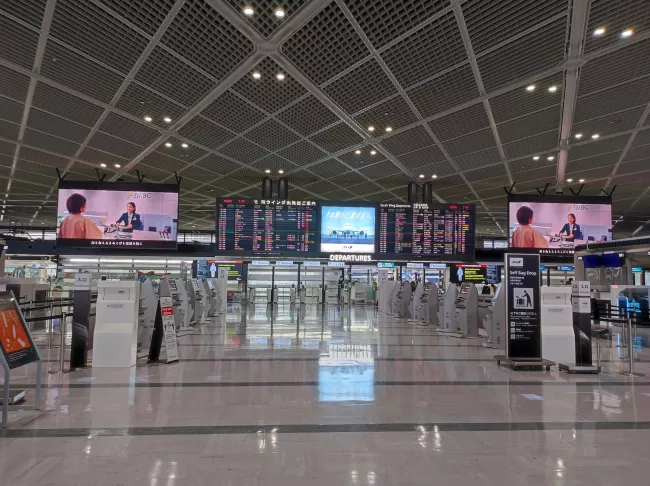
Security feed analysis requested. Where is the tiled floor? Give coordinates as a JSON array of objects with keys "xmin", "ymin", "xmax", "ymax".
[{"xmin": 2, "ymin": 303, "xmax": 650, "ymax": 485}]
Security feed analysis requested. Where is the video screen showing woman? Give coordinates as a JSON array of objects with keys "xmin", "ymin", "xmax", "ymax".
[
  {"xmin": 510, "ymin": 205, "xmax": 549, "ymax": 248},
  {"xmin": 57, "ymin": 193, "xmax": 104, "ymax": 240},
  {"xmin": 115, "ymin": 202, "xmax": 143, "ymax": 232},
  {"xmin": 557, "ymin": 213, "xmax": 582, "ymax": 242}
]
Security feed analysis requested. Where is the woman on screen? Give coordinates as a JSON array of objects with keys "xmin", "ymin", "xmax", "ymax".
[
  {"xmin": 557, "ymin": 213, "xmax": 582, "ymax": 241},
  {"xmin": 510, "ymin": 205, "xmax": 549, "ymax": 248},
  {"xmin": 58, "ymin": 193, "xmax": 103, "ymax": 240},
  {"xmin": 115, "ymin": 202, "xmax": 142, "ymax": 231}
]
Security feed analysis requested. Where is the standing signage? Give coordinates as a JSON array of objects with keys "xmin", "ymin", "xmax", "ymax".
[
  {"xmin": 571, "ymin": 280, "xmax": 592, "ymax": 366},
  {"xmin": 505, "ymin": 254, "xmax": 542, "ymax": 361},
  {"xmin": 74, "ymin": 273, "xmax": 91, "ymax": 291},
  {"xmin": 160, "ymin": 297, "xmax": 179, "ymax": 364},
  {"xmin": 0, "ymin": 292, "xmax": 39, "ymax": 369}
]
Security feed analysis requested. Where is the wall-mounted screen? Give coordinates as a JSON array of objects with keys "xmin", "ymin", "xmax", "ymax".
[
  {"xmin": 377, "ymin": 202, "xmax": 476, "ymax": 261},
  {"xmin": 450, "ymin": 264, "xmax": 488, "ymax": 284},
  {"xmin": 216, "ymin": 198, "xmax": 318, "ymax": 256},
  {"xmin": 320, "ymin": 203, "xmax": 376, "ymax": 253},
  {"xmin": 508, "ymin": 195, "xmax": 612, "ymax": 255},
  {"xmin": 56, "ymin": 181, "xmax": 179, "ymax": 249}
]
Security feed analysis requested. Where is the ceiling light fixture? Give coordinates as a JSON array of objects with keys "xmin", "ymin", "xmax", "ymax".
[
  {"xmin": 621, "ymin": 29, "xmax": 633, "ymax": 38},
  {"xmin": 526, "ymin": 84, "xmax": 535, "ymax": 92},
  {"xmin": 547, "ymin": 155, "xmax": 555, "ymax": 161},
  {"xmin": 163, "ymin": 116, "xmax": 172, "ymax": 123},
  {"xmin": 100, "ymin": 163, "xmax": 106, "ymax": 168},
  {"xmin": 385, "ymin": 126, "xmax": 392, "ymax": 132},
  {"xmin": 276, "ymin": 73, "xmax": 285, "ymax": 81},
  {"xmin": 370, "ymin": 150, "xmax": 377, "ymax": 155},
  {"xmin": 252, "ymin": 72, "xmax": 261, "ymax": 79},
  {"xmin": 566, "ymin": 178, "xmax": 573, "ymax": 183},
  {"xmin": 431, "ymin": 174, "xmax": 437, "ymax": 179},
  {"xmin": 275, "ymin": 9, "xmax": 285, "ymax": 17},
  {"xmin": 367, "ymin": 125, "xmax": 375, "ymax": 132},
  {"xmin": 594, "ymin": 27, "xmax": 606, "ymax": 36},
  {"xmin": 144, "ymin": 116, "xmax": 152, "ymax": 122},
  {"xmin": 165, "ymin": 142, "xmax": 172, "ymax": 148},
  {"xmin": 419, "ymin": 174, "xmax": 425, "ymax": 179},
  {"xmin": 243, "ymin": 6, "xmax": 254, "ymax": 15},
  {"xmin": 114, "ymin": 164, "xmax": 121, "ymax": 168},
  {"xmin": 264, "ymin": 169, "xmax": 271, "ymax": 174},
  {"xmin": 533, "ymin": 156, "xmax": 540, "ymax": 161},
  {"xmin": 278, "ymin": 169, "xmax": 284, "ymax": 174},
  {"xmin": 575, "ymin": 133, "xmax": 583, "ymax": 139},
  {"xmin": 355, "ymin": 149, "xmax": 361, "ymax": 155},
  {"xmin": 181, "ymin": 143, "xmax": 189, "ymax": 148},
  {"xmin": 548, "ymin": 85, "xmax": 558, "ymax": 93},
  {"xmin": 591, "ymin": 133, "xmax": 600, "ymax": 139},
  {"xmin": 579, "ymin": 178, "xmax": 585, "ymax": 183}
]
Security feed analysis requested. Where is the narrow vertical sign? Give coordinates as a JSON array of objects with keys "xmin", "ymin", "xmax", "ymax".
[
  {"xmin": 160, "ymin": 296, "xmax": 179, "ymax": 363},
  {"xmin": 505, "ymin": 253, "xmax": 541, "ymax": 361}
]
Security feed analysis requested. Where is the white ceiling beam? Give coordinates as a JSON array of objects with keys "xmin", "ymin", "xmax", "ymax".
[{"xmin": 555, "ymin": 0, "xmax": 590, "ymax": 189}]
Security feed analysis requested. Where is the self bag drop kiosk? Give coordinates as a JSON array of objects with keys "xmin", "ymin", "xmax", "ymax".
[
  {"xmin": 206, "ymin": 279, "xmax": 218, "ymax": 317},
  {"xmin": 175, "ymin": 278, "xmax": 193, "ymax": 329},
  {"xmin": 540, "ymin": 286, "xmax": 573, "ymax": 364},
  {"xmin": 451, "ymin": 283, "xmax": 478, "ymax": 337},
  {"xmin": 394, "ymin": 281, "xmax": 412, "ymax": 318},
  {"xmin": 159, "ymin": 278, "xmax": 190, "ymax": 332},
  {"xmin": 187, "ymin": 279, "xmax": 204, "ymax": 324},
  {"xmin": 199, "ymin": 279, "xmax": 212, "ymax": 319},
  {"xmin": 414, "ymin": 283, "xmax": 438, "ymax": 326},
  {"xmin": 93, "ymin": 280, "xmax": 140, "ymax": 367},
  {"xmin": 439, "ymin": 284, "xmax": 458, "ymax": 332}
]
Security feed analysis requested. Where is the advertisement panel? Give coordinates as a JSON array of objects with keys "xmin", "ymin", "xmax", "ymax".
[
  {"xmin": 320, "ymin": 204, "xmax": 376, "ymax": 253},
  {"xmin": 0, "ymin": 292, "xmax": 39, "ymax": 369},
  {"xmin": 56, "ymin": 181, "xmax": 179, "ymax": 249},
  {"xmin": 508, "ymin": 195, "xmax": 612, "ymax": 255}
]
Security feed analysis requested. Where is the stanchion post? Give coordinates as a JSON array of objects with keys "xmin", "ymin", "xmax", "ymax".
[
  {"xmin": 47, "ymin": 303, "xmax": 53, "ymax": 349},
  {"xmin": 59, "ymin": 312, "xmax": 67, "ymax": 373},
  {"xmin": 620, "ymin": 315, "xmax": 644, "ymax": 377}
]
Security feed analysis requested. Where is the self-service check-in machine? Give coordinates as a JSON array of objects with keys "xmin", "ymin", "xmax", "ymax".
[
  {"xmin": 394, "ymin": 281, "xmax": 412, "ymax": 318},
  {"xmin": 325, "ymin": 285, "xmax": 338, "ymax": 304},
  {"xmin": 206, "ymin": 279, "xmax": 218, "ymax": 316},
  {"xmin": 438, "ymin": 284, "xmax": 458, "ymax": 332},
  {"xmin": 159, "ymin": 278, "xmax": 187, "ymax": 332},
  {"xmin": 480, "ymin": 284, "xmax": 505, "ymax": 348},
  {"xmin": 414, "ymin": 283, "xmax": 438, "ymax": 326},
  {"xmin": 541, "ymin": 286, "xmax": 573, "ymax": 364},
  {"xmin": 409, "ymin": 282, "xmax": 424, "ymax": 322},
  {"xmin": 93, "ymin": 280, "xmax": 139, "ymax": 367},
  {"xmin": 137, "ymin": 278, "xmax": 158, "ymax": 353},
  {"xmin": 199, "ymin": 279, "xmax": 212, "ymax": 319},
  {"xmin": 187, "ymin": 279, "xmax": 205, "ymax": 324},
  {"xmin": 175, "ymin": 278, "xmax": 193, "ymax": 330},
  {"xmin": 451, "ymin": 283, "xmax": 478, "ymax": 337}
]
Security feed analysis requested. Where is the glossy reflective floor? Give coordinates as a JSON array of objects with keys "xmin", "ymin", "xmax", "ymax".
[{"xmin": 2, "ymin": 303, "xmax": 650, "ymax": 485}]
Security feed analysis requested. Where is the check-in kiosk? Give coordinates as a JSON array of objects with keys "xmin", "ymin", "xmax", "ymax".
[
  {"xmin": 480, "ymin": 284, "xmax": 505, "ymax": 348},
  {"xmin": 199, "ymin": 279, "xmax": 212, "ymax": 319},
  {"xmin": 206, "ymin": 279, "xmax": 218, "ymax": 316},
  {"xmin": 540, "ymin": 286, "xmax": 573, "ymax": 364},
  {"xmin": 451, "ymin": 283, "xmax": 478, "ymax": 337},
  {"xmin": 394, "ymin": 281, "xmax": 412, "ymax": 318},
  {"xmin": 187, "ymin": 279, "xmax": 205, "ymax": 324},
  {"xmin": 414, "ymin": 283, "xmax": 438, "ymax": 326},
  {"xmin": 174, "ymin": 278, "xmax": 192, "ymax": 330},
  {"xmin": 290, "ymin": 284, "xmax": 297, "ymax": 304},
  {"xmin": 438, "ymin": 284, "xmax": 458, "ymax": 332},
  {"xmin": 409, "ymin": 282, "xmax": 424, "ymax": 322},
  {"xmin": 93, "ymin": 280, "xmax": 139, "ymax": 367},
  {"xmin": 324, "ymin": 285, "xmax": 339, "ymax": 304},
  {"xmin": 137, "ymin": 278, "xmax": 158, "ymax": 353}
]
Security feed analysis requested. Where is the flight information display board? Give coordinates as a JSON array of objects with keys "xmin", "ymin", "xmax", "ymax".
[
  {"xmin": 378, "ymin": 203, "xmax": 476, "ymax": 260},
  {"xmin": 216, "ymin": 198, "xmax": 318, "ymax": 256}
]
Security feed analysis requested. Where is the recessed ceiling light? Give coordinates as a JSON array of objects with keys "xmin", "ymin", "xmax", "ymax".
[
  {"xmin": 419, "ymin": 174, "xmax": 425, "ymax": 179},
  {"xmin": 591, "ymin": 133, "xmax": 600, "ymax": 139},
  {"xmin": 144, "ymin": 116, "xmax": 152, "ymax": 122},
  {"xmin": 548, "ymin": 85, "xmax": 558, "ymax": 93},
  {"xmin": 100, "ymin": 163, "xmax": 106, "ymax": 168},
  {"xmin": 276, "ymin": 73, "xmax": 285, "ymax": 81},
  {"xmin": 566, "ymin": 178, "xmax": 573, "ymax": 183},
  {"xmin": 431, "ymin": 174, "xmax": 437, "ymax": 179},
  {"xmin": 163, "ymin": 116, "xmax": 172, "ymax": 123},
  {"xmin": 547, "ymin": 155, "xmax": 555, "ymax": 161},
  {"xmin": 181, "ymin": 143, "xmax": 189, "ymax": 148},
  {"xmin": 367, "ymin": 125, "xmax": 375, "ymax": 132},
  {"xmin": 264, "ymin": 169, "xmax": 271, "ymax": 174},
  {"xmin": 370, "ymin": 150, "xmax": 377, "ymax": 155},
  {"xmin": 114, "ymin": 164, "xmax": 121, "ymax": 168},
  {"xmin": 533, "ymin": 156, "xmax": 540, "ymax": 161},
  {"xmin": 526, "ymin": 84, "xmax": 535, "ymax": 92},
  {"xmin": 354, "ymin": 149, "xmax": 361, "ymax": 155},
  {"xmin": 385, "ymin": 126, "xmax": 393, "ymax": 132},
  {"xmin": 274, "ymin": 9, "xmax": 285, "ymax": 18},
  {"xmin": 594, "ymin": 27, "xmax": 606, "ymax": 36},
  {"xmin": 579, "ymin": 178, "xmax": 585, "ymax": 183},
  {"xmin": 575, "ymin": 133, "xmax": 583, "ymax": 139},
  {"xmin": 165, "ymin": 142, "xmax": 172, "ymax": 148},
  {"xmin": 252, "ymin": 72, "xmax": 261, "ymax": 79},
  {"xmin": 278, "ymin": 169, "xmax": 284, "ymax": 174},
  {"xmin": 243, "ymin": 6, "xmax": 254, "ymax": 15},
  {"xmin": 621, "ymin": 29, "xmax": 633, "ymax": 38}
]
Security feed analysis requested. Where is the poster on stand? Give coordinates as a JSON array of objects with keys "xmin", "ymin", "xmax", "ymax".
[
  {"xmin": 505, "ymin": 254, "xmax": 541, "ymax": 361},
  {"xmin": 0, "ymin": 291, "xmax": 39, "ymax": 369},
  {"xmin": 160, "ymin": 297, "xmax": 179, "ymax": 363}
]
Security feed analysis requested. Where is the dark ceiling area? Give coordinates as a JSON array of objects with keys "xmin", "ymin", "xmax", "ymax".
[{"xmin": 1, "ymin": 0, "xmax": 650, "ymax": 237}]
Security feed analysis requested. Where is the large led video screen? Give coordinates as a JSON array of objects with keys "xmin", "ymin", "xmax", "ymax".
[
  {"xmin": 320, "ymin": 203, "xmax": 376, "ymax": 253},
  {"xmin": 56, "ymin": 181, "xmax": 179, "ymax": 249},
  {"xmin": 508, "ymin": 195, "xmax": 612, "ymax": 255}
]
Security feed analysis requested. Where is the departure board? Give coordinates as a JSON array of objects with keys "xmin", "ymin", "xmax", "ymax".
[
  {"xmin": 378, "ymin": 203, "xmax": 476, "ymax": 260},
  {"xmin": 216, "ymin": 198, "xmax": 318, "ymax": 256}
]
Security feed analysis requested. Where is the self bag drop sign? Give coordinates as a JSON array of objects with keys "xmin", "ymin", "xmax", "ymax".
[{"xmin": 505, "ymin": 253, "xmax": 541, "ymax": 361}]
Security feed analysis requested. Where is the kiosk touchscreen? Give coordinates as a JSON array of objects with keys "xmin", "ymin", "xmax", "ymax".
[{"xmin": 451, "ymin": 283, "xmax": 478, "ymax": 337}]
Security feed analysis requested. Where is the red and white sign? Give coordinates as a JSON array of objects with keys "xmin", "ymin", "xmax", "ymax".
[{"xmin": 159, "ymin": 297, "xmax": 179, "ymax": 363}]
